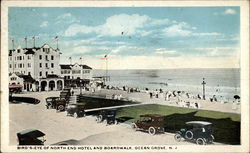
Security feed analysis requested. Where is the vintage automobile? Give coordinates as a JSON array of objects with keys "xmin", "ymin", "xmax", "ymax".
[
  {"xmin": 96, "ymin": 109, "xmax": 118, "ymax": 125},
  {"xmin": 66, "ymin": 103, "xmax": 86, "ymax": 118},
  {"xmin": 17, "ymin": 129, "xmax": 46, "ymax": 145},
  {"xmin": 174, "ymin": 121, "xmax": 214, "ymax": 145},
  {"xmin": 131, "ymin": 114, "xmax": 165, "ymax": 135},
  {"xmin": 55, "ymin": 99, "xmax": 67, "ymax": 112},
  {"xmin": 45, "ymin": 97, "xmax": 60, "ymax": 109}
]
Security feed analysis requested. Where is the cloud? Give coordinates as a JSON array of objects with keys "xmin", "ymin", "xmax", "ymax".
[
  {"xmin": 194, "ymin": 47, "xmax": 239, "ymax": 57},
  {"xmin": 155, "ymin": 48, "xmax": 177, "ymax": 55},
  {"xmin": 40, "ymin": 21, "xmax": 48, "ymax": 27},
  {"xmin": 42, "ymin": 13, "xmax": 48, "ymax": 17},
  {"xmin": 64, "ymin": 14, "xmax": 149, "ymax": 37},
  {"xmin": 63, "ymin": 13, "xmax": 222, "ymax": 39},
  {"xmin": 214, "ymin": 8, "xmax": 237, "ymax": 16},
  {"xmin": 224, "ymin": 9, "xmax": 236, "ymax": 15},
  {"xmin": 56, "ymin": 13, "xmax": 80, "ymax": 25},
  {"xmin": 109, "ymin": 46, "xmax": 144, "ymax": 54},
  {"xmin": 57, "ymin": 13, "xmax": 72, "ymax": 19},
  {"xmin": 193, "ymin": 32, "xmax": 221, "ymax": 36},
  {"xmin": 162, "ymin": 22, "xmax": 192, "ymax": 37}
]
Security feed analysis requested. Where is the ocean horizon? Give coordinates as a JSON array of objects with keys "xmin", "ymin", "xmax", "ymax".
[{"xmin": 93, "ymin": 68, "xmax": 240, "ymax": 101}]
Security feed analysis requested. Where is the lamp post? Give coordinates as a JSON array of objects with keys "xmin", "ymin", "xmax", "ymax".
[
  {"xmin": 202, "ymin": 78, "xmax": 206, "ymax": 100},
  {"xmin": 80, "ymin": 80, "xmax": 82, "ymax": 95}
]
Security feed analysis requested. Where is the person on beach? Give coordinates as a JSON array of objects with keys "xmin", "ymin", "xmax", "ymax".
[
  {"xmin": 164, "ymin": 92, "xmax": 168, "ymax": 101},
  {"xmin": 197, "ymin": 94, "xmax": 201, "ymax": 99},
  {"xmin": 149, "ymin": 92, "xmax": 153, "ymax": 99}
]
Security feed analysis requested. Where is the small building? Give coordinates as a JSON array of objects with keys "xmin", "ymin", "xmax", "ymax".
[
  {"xmin": 60, "ymin": 63, "xmax": 92, "ymax": 88},
  {"xmin": 9, "ymin": 73, "xmax": 36, "ymax": 92}
]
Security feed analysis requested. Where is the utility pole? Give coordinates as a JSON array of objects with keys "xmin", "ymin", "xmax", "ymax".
[{"xmin": 202, "ymin": 78, "xmax": 206, "ymax": 100}]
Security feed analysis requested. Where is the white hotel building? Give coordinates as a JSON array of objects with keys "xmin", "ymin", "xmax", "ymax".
[{"xmin": 9, "ymin": 44, "xmax": 93, "ymax": 92}]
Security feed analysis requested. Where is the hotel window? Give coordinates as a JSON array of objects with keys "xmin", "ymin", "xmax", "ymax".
[
  {"xmin": 40, "ymin": 72, "xmax": 42, "ymax": 76},
  {"xmin": 51, "ymin": 63, "xmax": 54, "ymax": 68},
  {"xmin": 51, "ymin": 55, "xmax": 54, "ymax": 60},
  {"xmin": 39, "ymin": 55, "xmax": 42, "ymax": 60},
  {"xmin": 40, "ymin": 63, "xmax": 42, "ymax": 68}
]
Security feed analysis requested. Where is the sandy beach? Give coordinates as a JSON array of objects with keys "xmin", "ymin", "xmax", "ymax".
[{"xmin": 9, "ymin": 87, "xmax": 240, "ymax": 145}]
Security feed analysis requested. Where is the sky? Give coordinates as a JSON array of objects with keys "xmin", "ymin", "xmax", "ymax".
[{"xmin": 8, "ymin": 7, "xmax": 240, "ymax": 69}]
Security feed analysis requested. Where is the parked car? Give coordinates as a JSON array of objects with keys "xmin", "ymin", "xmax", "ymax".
[
  {"xmin": 96, "ymin": 109, "xmax": 117, "ymax": 125},
  {"xmin": 17, "ymin": 129, "xmax": 46, "ymax": 145},
  {"xmin": 55, "ymin": 99, "xmax": 67, "ymax": 112},
  {"xmin": 174, "ymin": 121, "xmax": 214, "ymax": 145},
  {"xmin": 66, "ymin": 103, "xmax": 86, "ymax": 118},
  {"xmin": 131, "ymin": 114, "xmax": 165, "ymax": 135},
  {"xmin": 45, "ymin": 97, "xmax": 60, "ymax": 109}
]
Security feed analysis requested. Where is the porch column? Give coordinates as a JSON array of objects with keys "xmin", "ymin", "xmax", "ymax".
[
  {"xmin": 46, "ymin": 80, "xmax": 49, "ymax": 91},
  {"xmin": 62, "ymin": 79, "xmax": 65, "ymax": 90},
  {"xmin": 39, "ymin": 81, "xmax": 41, "ymax": 92},
  {"xmin": 55, "ymin": 79, "xmax": 57, "ymax": 91}
]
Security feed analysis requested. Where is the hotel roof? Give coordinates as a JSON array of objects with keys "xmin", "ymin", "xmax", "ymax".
[{"xmin": 60, "ymin": 64, "xmax": 92, "ymax": 70}]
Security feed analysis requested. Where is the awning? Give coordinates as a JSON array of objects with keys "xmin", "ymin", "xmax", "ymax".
[{"xmin": 9, "ymin": 84, "xmax": 22, "ymax": 89}]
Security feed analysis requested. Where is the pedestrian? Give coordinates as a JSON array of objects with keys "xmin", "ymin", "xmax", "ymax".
[{"xmin": 149, "ymin": 92, "xmax": 153, "ymax": 99}]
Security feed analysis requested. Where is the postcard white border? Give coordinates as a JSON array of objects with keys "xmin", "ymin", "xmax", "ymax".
[{"xmin": 1, "ymin": 1, "xmax": 249, "ymax": 153}]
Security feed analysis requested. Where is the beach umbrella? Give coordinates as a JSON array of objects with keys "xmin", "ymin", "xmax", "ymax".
[{"xmin": 233, "ymin": 95, "xmax": 240, "ymax": 100}]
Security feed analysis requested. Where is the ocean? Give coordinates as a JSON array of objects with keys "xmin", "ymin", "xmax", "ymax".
[{"xmin": 93, "ymin": 68, "xmax": 240, "ymax": 101}]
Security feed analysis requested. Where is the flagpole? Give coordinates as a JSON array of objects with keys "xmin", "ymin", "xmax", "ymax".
[
  {"xmin": 33, "ymin": 37, "xmax": 35, "ymax": 48},
  {"xmin": 12, "ymin": 40, "xmax": 14, "ymax": 50},
  {"xmin": 106, "ymin": 58, "xmax": 108, "ymax": 81},
  {"xmin": 25, "ymin": 37, "xmax": 27, "ymax": 48}
]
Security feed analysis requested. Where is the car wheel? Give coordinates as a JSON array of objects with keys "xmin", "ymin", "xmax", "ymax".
[
  {"xmin": 174, "ymin": 133, "xmax": 182, "ymax": 142},
  {"xmin": 47, "ymin": 102, "xmax": 52, "ymax": 109},
  {"xmin": 103, "ymin": 119, "xmax": 108, "ymax": 125},
  {"xmin": 196, "ymin": 138, "xmax": 206, "ymax": 145},
  {"xmin": 73, "ymin": 112, "xmax": 78, "ymax": 118},
  {"xmin": 209, "ymin": 135, "xmax": 214, "ymax": 144},
  {"xmin": 57, "ymin": 105, "xmax": 65, "ymax": 111},
  {"xmin": 185, "ymin": 131, "xmax": 193, "ymax": 140},
  {"xmin": 131, "ymin": 123, "xmax": 138, "ymax": 131},
  {"xmin": 96, "ymin": 115, "xmax": 103, "ymax": 123},
  {"xmin": 148, "ymin": 127, "xmax": 156, "ymax": 135}
]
